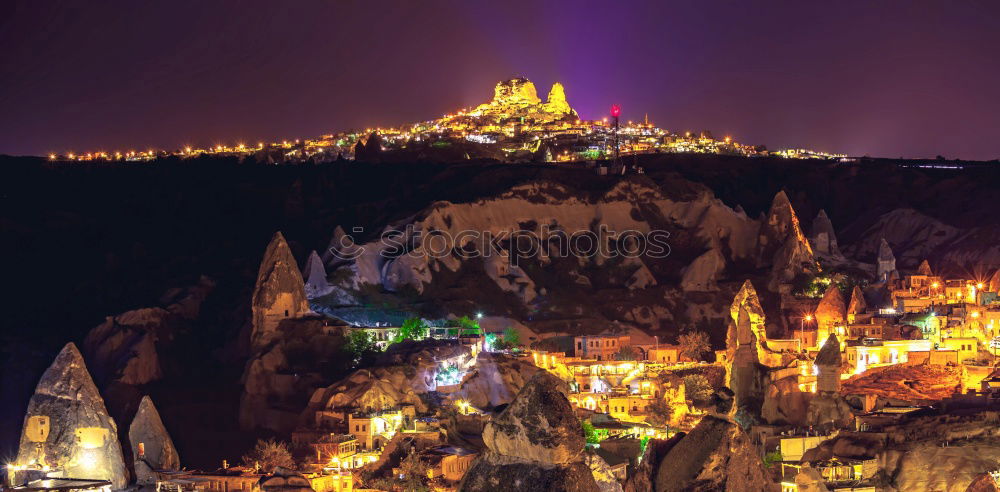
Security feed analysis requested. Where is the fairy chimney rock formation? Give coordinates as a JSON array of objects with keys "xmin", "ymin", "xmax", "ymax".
[
  {"xmin": 809, "ymin": 209, "xmax": 842, "ymax": 257},
  {"xmin": 727, "ymin": 280, "xmax": 781, "ymax": 367},
  {"xmin": 129, "ymin": 396, "xmax": 180, "ymax": 484},
  {"xmin": 815, "ymin": 285, "xmax": 846, "ymax": 348},
  {"xmin": 252, "ymin": 232, "xmax": 310, "ymax": 348},
  {"xmin": 917, "ymin": 259, "xmax": 934, "ymax": 277},
  {"xmin": 303, "ymin": 250, "xmax": 332, "ymax": 299},
  {"xmin": 15, "ymin": 343, "xmax": 128, "ymax": 490},
  {"xmin": 877, "ymin": 238, "xmax": 897, "ymax": 282},
  {"xmin": 757, "ymin": 191, "xmax": 816, "ymax": 291}
]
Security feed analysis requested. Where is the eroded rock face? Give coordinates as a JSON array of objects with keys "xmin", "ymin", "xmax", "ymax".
[
  {"xmin": 251, "ymin": 231, "xmax": 310, "ymax": 349},
  {"xmin": 680, "ymin": 248, "xmax": 725, "ymax": 292},
  {"xmin": 241, "ymin": 317, "xmax": 351, "ymax": 432},
  {"xmin": 15, "ymin": 343, "xmax": 128, "ymax": 490},
  {"xmin": 129, "ymin": 396, "xmax": 179, "ymax": 485},
  {"xmin": 804, "ymin": 393, "xmax": 854, "ymax": 431},
  {"xmin": 761, "ymin": 376, "xmax": 810, "ymax": 426},
  {"xmin": 84, "ymin": 308, "xmax": 167, "ymax": 387},
  {"xmin": 456, "ymin": 353, "xmax": 542, "ymax": 409},
  {"xmin": 880, "ymin": 441, "xmax": 1000, "ymax": 492},
  {"xmin": 483, "ymin": 372, "xmax": 583, "ymax": 464},
  {"xmin": 966, "ymin": 473, "xmax": 1000, "ymax": 492},
  {"xmin": 653, "ymin": 416, "xmax": 777, "ymax": 492},
  {"xmin": 83, "ymin": 278, "xmax": 214, "ymax": 388}
]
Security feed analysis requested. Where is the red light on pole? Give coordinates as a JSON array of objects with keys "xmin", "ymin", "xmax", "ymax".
[{"xmin": 610, "ymin": 104, "xmax": 621, "ymax": 118}]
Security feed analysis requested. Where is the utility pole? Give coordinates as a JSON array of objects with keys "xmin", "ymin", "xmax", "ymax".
[{"xmin": 611, "ymin": 104, "xmax": 624, "ymax": 174}]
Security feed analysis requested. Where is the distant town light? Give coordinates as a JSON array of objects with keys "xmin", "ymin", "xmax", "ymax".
[{"xmin": 476, "ymin": 312, "xmax": 483, "ymax": 319}]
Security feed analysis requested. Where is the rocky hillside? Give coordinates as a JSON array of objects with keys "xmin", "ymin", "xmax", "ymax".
[{"xmin": 4, "ymin": 153, "xmax": 1000, "ymax": 464}]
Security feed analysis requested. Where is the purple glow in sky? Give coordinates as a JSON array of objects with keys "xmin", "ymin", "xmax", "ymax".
[{"xmin": 2, "ymin": 0, "xmax": 999, "ymax": 159}]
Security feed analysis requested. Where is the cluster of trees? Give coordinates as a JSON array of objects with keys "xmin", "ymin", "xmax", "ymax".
[{"xmin": 485, "ymin": 326, "xmax": 521, "ymax": 351}]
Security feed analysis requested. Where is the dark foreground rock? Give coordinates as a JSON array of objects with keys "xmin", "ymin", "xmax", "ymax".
[{"xmin": 654, "ymin": 415, "xmax": 777, "ymax": 492}]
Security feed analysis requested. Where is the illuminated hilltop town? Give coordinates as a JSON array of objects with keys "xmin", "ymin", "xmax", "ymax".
[
  {"xmin": 47, "ymin": 78, "xmax": 844, "ymax": 163},
  {"xmin": 11, "ymin": 199, "xmax": 1000, "ymax": 492}
]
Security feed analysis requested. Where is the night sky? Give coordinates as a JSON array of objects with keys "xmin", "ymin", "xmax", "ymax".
[{"xmin": 2, "ymin": 1, "xmax": 999, "ymax": 160}]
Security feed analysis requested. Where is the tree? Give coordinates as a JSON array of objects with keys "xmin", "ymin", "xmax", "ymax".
[
  {"xmin": 614, "ymin": 345, "xmax": 637, "ymax": 361},
  {"xmin": 677, "ymin": 330, "xmax": 710, "ymax": 361},
  {"xmin": 446, "ymin": 315, "xmax": 480, "ymax": 337},
  {"xmin": 394, "ymin": 317, "xmax": 429, "ymax": 344},
  {"xmin": 241, "ymin": 439, "xmax": 295, "ymax": 473},
  {"xmin": 396, "ymin": 449, "xmax": 430, "ymax": 492},
  {"xmin": 346, "ymin": 329, "xmax": 378, "ymax": 360},
  {"xmin": 502, "ymin": 326, "xmax": 521, "ymax": 348},
  {"xmin": 683, "ymin": 374, "xmax": 713, "ymax": 404},
  {"xmin": 581, "ymin": 420, "xmax": 606, "ymax": 444}
]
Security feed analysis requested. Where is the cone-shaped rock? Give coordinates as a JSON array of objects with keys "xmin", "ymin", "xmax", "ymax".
[
  {"xmin": 251, "ymin": 232, "xmax": 309, "ymax": 348},
  {"xmin": 15, "ymin": 343, "xmax": 128, "ymax": 490},
  {"xmin": 729, "ymin": 280, "xmax": 765, "ymax": 327},
  {"xmin": 815, "ymin": 285, "xmax": 846, "ymax": 345},
  {"xmin": 757, "ymin": 191, "xmax": 814, "ymax": 266},
  {"xmin": 654, "ymin": 416, "xmax": 776, "ymax": 491},
  {"xmin": 129, "ymin": 396, "xmax": 179, "ymax": 485},
  {"xmin": 303, "ymin": 250, "xmax": 332, "ymax": 299},
  {"xmin": 847, "ymin": 286, "xmax": 867, "ymax": 317},
  {"xmin": 876, "ymin": 238, "xmax": 896, "ymax": 281},
  {"xmin": 758, "ymin": 191, "xmax": 816, "ymax": 290},
  {"xmin": 809, "ymin": 209, "xmax": 842, "ymax": 257},
  {"xmin": 917, "ymin": 259, "xmax": 933, "ymax": 276},
  {"xmin": 815, "ymin": 333, "xmax": 841, "ymax": 371}
]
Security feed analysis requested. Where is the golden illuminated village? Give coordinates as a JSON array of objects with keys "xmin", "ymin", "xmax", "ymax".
[
  {"xmin": 45, "ymin": 78, "xmax": 845, "ymax": 165},
  {"xmin": 11, "ymin": 193, "xmax": 1000, "ymax": 492}
]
